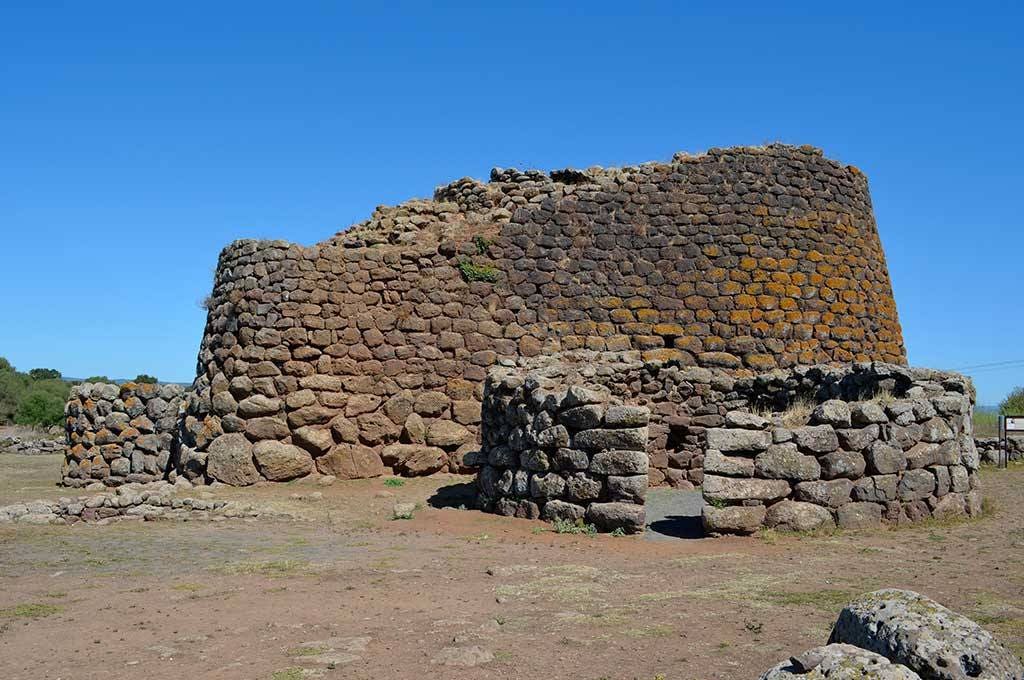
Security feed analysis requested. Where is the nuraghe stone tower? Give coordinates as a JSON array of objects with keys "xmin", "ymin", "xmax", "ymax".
[{"xmin": 64, "ymin": 144, "xmax": 908, "ymax": 488}]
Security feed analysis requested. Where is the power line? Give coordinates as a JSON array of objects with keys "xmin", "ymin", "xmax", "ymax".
[{"xmin": 950, "ymin": 359, "xmax": 1024, "ymax": 371}]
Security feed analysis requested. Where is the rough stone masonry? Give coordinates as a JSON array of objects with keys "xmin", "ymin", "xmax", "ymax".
[{"xmin": 63, "ymin": 144, "xmax": 911, "ymax": 487}]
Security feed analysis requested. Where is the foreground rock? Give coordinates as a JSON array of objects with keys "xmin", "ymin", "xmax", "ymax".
[
  {"xmin": 760, "ymin": 644, "xmax": 921, "ymax": 679},
  {"xmin": 828, "ymin": 589, "xmax": 1023, "ymax": 680}
]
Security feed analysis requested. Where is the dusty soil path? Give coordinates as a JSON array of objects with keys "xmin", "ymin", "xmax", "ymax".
[{"xmin": 1, "ymin": 455, "xmax": 1022, "ymax": 680}]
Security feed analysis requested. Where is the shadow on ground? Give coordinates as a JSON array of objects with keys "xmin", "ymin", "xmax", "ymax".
[
  {"xmin": 427, "ymin": 481, "xmax": 478, "ymax": 509},
  {"xmin": 645, "ymin": 488, "xmax": 705, "ymax": 540}
]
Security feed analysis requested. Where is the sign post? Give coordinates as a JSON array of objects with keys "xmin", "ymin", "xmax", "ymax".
[{"xmin": 1002, "ymin": 415, "xmax": 1024, "ymax": 468}]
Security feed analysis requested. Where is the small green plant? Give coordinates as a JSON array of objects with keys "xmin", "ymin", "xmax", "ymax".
[
  {"xmin": 551, "ymin": 518, "xmax": 597, "ymax": 535},
  {"xmin": 473, "ymin": 235, "xmax": 493, "ymax": 255},
  {"xmin": 271, "ymin": 668, "xmax": 305, "ymax": 680},
  {"xmin": 1, "ymin": 603, "xmax": 61, "ymax": 619},
  {"xmin": 708, "ymin": 497, "xmax": 728, "ymax": 509},
  {"xmin": 609, "ymin": 527, "xmax": 626, "ymax": 537},
  {"xmin": 457, "ymin": 258, "xmax": 500, "ymax": 283},
  {"xmin": 383, "ymin": 478, "xmax": 405, "ymax": 488}
]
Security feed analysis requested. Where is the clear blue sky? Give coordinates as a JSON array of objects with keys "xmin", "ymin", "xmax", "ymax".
[{"xmin": 2, "ymin": 1, "xmax": 1021, "ymax": 404}]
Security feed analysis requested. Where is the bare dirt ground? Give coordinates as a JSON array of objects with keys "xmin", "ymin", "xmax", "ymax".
[{"xmin": 2, "ymin": 454, "xmax": 1023, "ymax": 680}]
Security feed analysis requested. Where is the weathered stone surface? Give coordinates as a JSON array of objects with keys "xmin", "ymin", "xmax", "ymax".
[
  {"xmin": 793, "ymin": 425, "xmax": 840, "ymax": 454},
  {"xmin": 558, "ymin": 405, "xmax": 603, "ymax": 430},
  {"xmin": 755, "ymin": 444, "xmax": 821, "ymax": 481},
  {"xmin": 292, "ymin": 426, "xmax": 333, "ymax": 456},
  {"xmin": 703, "ymin": 475, "xmax": 790, "ymax": 502},
  {"xmin": 252, "ymin": 441, "xmax": 313, "ymax": 481},
  {"xmin": 851, "ymin": 402, "xmax": 888, "ymax": 425},
  {"xmin": 812, "ymin": 400, "xmax": 852, "ymax": 428},
  {"xmin": 829, "ymin": 589, "xmax": 1024, "ymax": 680},
  {"xmin": 541, "ymin": 499, "xmax": 586, "ymax": 522},
  {"xmin": 236, "ymin": 394, "xmax": 282, "ymax": 418},
  {"xmin": 603, "ymin": 405, "xmax": 650, "ymax": 427},
  {"xmin": 383, "ymin": 443, "xmax": 446, "ymax": 476},
  {"xmin": 702, "ymin": 504, "xmax": 766, "ymax": 535},
  {"xmin": 317, "ymin": 444, "xmax": 385, "ymax": 479},
  {"xmin": 794, "ymin": 479, "xmax": 853, "ymax": 508},
  {"xmin": 853, "ymin": 475, "xmax": 898, "ymax": 503},
  {"xmin": 705, "ymin": 428, "xmax": 772, "ymax": 453},
  {"xmin": 245, "ymin": 416, "xmax": 290, "ymax": 441},
  {"xmin": 425, "ymin": 420, "xmax": 473, "ymax": 448},
  {"xmin": 836, "ymin": 425, "xmax": 880, "ymax": 451},
  {"xmin": 836, "ymin": 502, "xmax": 883, "ymax": 529},
  {"xmin": 572, "ymin": 428, "xmax": 647, "ymax": 451},
  {"xmin": 867, "ymin": 442, "xmax": 906, "ymax": 475},
  {"xmin": 724, "ymin": 411, "xmax": 770, "ymax": 430},
  {"xmin": 564, "ymin": 472, "xmax": 602, "ymax": 502},
  {"xmin": 759, "ymin": 643, "xmax": 922, "ymax": 680},
  {"xmin": 765, "ymin": 500, "xmax": 836, "ymax": 533},
  {"xmin": 206, "ymin": 433, "xmax": 259, "ymax": 486},
  {"xmin": 585, "ymin": 502, "xmax": 644, "ymax": 533},
  {"xmin": 605, "ymin": 475, "xmax": 647, "ymax": 503},
  {"xmin": 898, "ymin": 469, "xmax": 936, "ymax": 501},
  {"xmin": 819, "ymin": 451, "xmax": 866, "ymax": 480},
  {"xmin": 529, "ymin": 472, "xmax": 566, "ymax": 499},
  {"xmin": 589, "ymin": 450, "xmax": 648, "ymax": 475},
  {"xmin": 704, "ymin": 449, "xmax": 755, "ymax": 477}
]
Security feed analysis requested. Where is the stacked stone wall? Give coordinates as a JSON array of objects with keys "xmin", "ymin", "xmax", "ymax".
[
  {"xmin": 184, "ymin": 144, "xmax": 906, "ymax": 485},
  {"xmin": 477, "ymin": 372, "xmax": 650, "ymax": 532},
  {"xmin": 701, "ymin": 366, "xmax": 981, "ymax": 534},
  {"xmin": 975, "ymin": 435, "xmax": 1024, "ymax": 463},
  {"xmin": 62, "ymin": 382, "xmax": 184, "ymax": 487}
]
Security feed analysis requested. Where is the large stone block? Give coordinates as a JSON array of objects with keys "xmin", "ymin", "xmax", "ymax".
[
  {"xmin": 316, "ymin": 444, "xmax": 385, "ymax": 479},
  {"xmin": 829, "ymin": 589, "xmax": 1024, "ymax": 679},
  {"xmin": 705, "ymin": 428, "xmax": 772, "ymax": 454},
  {"xmin": 765, "ymin": 500, "xmax": 835, "ymax": 533},
  {"xmin": 759, "ymin": 643, "xmax": 921, "ymax": 679},
  {"xmin": 703, "ymin": 475, "xmax": 791, "ymax": 502},
  {"xmin": 252, "ymin": 441, "xmax": 313, "ymax": 481},
  {"xmin": 206, "ymin": 433, "xmax": 259, "ymax": 486},
  {"xmin": 702, "ymin": 505, "xmax": 766, "ymax": 535}
]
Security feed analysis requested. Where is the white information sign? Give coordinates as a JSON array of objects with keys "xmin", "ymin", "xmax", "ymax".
[{"xmin": 1007, "ymin": 416, "xmax": 1024, "ymax": 432}]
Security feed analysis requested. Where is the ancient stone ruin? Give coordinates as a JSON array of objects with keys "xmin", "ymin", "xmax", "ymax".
[{"xmin": 57, "ymin": 142, "xmax": 984, "ymax": 535}]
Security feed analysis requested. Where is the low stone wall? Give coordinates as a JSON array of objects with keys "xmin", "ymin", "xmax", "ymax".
[
  {"xmin": 0, "ymin": 481, "xmax": 290, "ymax": 525},
  {"xmin": 975, "ymin": 435, "xmax": 1024, "ymax": 463},
  {"xmin": 0, "ymin": 435, "xmax": 64, "ymax": 455},
  {"xmin": 476, "ymin": 370, "xmax": 649, "ymax": 533},
  {"xmin": 701, "ymin": 368, "xmax": 980, "ymax": 534},
  {"xmin": 63, "ymin": 382, "xmax": 185, "ymax": 487}
]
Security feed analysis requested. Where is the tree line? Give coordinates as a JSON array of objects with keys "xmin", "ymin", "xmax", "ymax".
[{"xmin": 0, "ymin": 357, "xmax": 158, "ymax": 429}]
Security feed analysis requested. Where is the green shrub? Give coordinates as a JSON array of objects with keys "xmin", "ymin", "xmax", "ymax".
[
  {"xmin": 14, "ymin": 387, "xmax": 66, "ymax": 428},
  {"xmin": 1000, "ymin": 386, "xmax": 1024, "ymax": 415},
  {"xmin": 552, "ymin": 518, "xmax": 597, "ymax": 535},
  {"xmin": 458, "ymin": 258, "xmax": 500, "ymax": 283},
  {"xmin": 134, "ymin": 374, "xmax": 158, "ymax": 384},
  {"xmin": 473, "ymin": 235, "xmax": 492, "ymax": 255},
  {"xmin": 83, "ymin": 376, "xmax": 111, "ymax": 383},
  {"xmin": 0, "ymin": 357, "xmax": 71, "ymax": 427}
]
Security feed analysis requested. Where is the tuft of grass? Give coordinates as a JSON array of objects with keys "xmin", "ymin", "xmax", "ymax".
[
  {"xmin": 552, "ymin": 518, "xmax": 597, "ymax": 535},
  {"xmin": 1, "ymin": 603, "xmax": 61, "ymax": 619},
  {"xmin": 215, "ymin": 559, "xmax": 311, "ymax": 578},
  {"xmin": 473, "ymin": 235, "xmax": 493, "ymax": 255},
  {"xmin": 271, "ymin": 668, "xmax": 305, "ymax": 680},
  {"xmin": 287, "ymin": 644, "xmax": 330, "ymax": 657},
  {"xmin": 383, "ymin": 478, "xmax": 405, "ymax": 488},
  {"xmin": 780, "ymin": 396, "xmax": 816, "ymax": 427},
  {"xmin": 458, "ymin": 258, "xmax": 500, "ymax": 283},
  {"xmin": 759, "ymin": 588, "xmax": 860, "ymax": 611}
]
